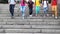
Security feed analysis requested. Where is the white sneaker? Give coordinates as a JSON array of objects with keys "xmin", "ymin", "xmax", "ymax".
[
  {"xmin": 29, "ymin": 15, "xmax": 32, "ymax": 17},
  {"xmin": 47, "ymin": 14, "xmax": 49, "ymax": 16},
  {"xmin": 55, "ymin": 16, "xmax": 58, "ymax": 19},
  {"xmin": 22, "ymin": 16, "xmax": 24, "ymax": 19},
  {"xmin": 52, "ymin": 14, "xmax": 54, "ymax": 17}
]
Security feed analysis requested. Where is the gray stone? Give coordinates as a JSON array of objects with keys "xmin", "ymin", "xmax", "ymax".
[
  {"xmin": 6, "ymin": 33, "xmax": 32, "ymax": 34},
  {"xmin": 2, "ymin": 25, "xmax": 31, "ymax": 29},
  {"xmin": 0, "ymin": 22, "xmax": 6, "ymax": 25},
  {"xmin": 0, "ymin": 29, "xmax": 4, "ymax": 33},
  {"xmin": 5, "ymin": 29, "xmax": 40, "ymax": 33},
  {"xmin": 42, "ymin": 29, "xmax": 60, "ymax": 33},
  {"xmin": 32, "ymin": 25, "xmax": 60, "ymax": 29},
  {"xmin": 34, "ymin": 33, "xmax": 60, "ymax": 34},
  {"xmin": 6, "ymin": 21, "xmax": 30, "ymax": 25}
]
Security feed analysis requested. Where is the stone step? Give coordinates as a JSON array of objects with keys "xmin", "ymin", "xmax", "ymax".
[
  {"xmin": 32, "ymin": 25, "xmax": 60, "ymax": 29},
  {"xmin": 42, "ymin": 29, "xmax": 60, "ymax": 33},
  {"xmin": 0, "ymin": 29, "xmax": 60, "ymax": 34},
  {"xmin": 0, "ymin": 12, "xmax": 60, "ymax": 14},
  {"xmin": 0, "ymin": 29, "xmax": 4, "ymax": 33},
  {"xmin": 0, "ymin": 29, "xmax": 40, "ymax": 33},
  {"xmin": 0, "ymin": 10, "xmax": 45, "ymax": 14},
  {"xmin": 0, "ymin": 9, "xmax": 60, "ymax": 14},
  {"xmin": 2, "ymin": 33, "xmax": 60, "ymax": 34},
  {"xmin": 1, "ymin": 25, "xmax": 60, "ymax": 29},
  {"xmin": 0, "ymin": 13, "xmax": 60, "ymax": 17},
  {"xmin": 0, "ymin": 22, "xmax": 6, "ymax": 25},
  {"xmin": 0, "ymin": 17, "xmax": 59, "ymax": 25},
  {"xmin": 0, "ymin": 16, "xmax": 60, "ymax": 19},
  {"xmin": 1, "ymin": 29, "xmax": 60, "ymax": 33},
  {"xmin": 6, "ymin": 21, "xmax": 59, "ymax": 25},
  {"xmin": 0, "ymin": 20, "xmax": 59, "ymax": 25},
  {"xmin": 4, "ymin": 18, "xmax": 60, "ymax": 22}
]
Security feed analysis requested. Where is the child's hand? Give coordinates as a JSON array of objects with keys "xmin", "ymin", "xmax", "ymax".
[
  {"xmin": 41, "ymin": 4, "xmax": 43, "ymax": 7},
  {"xmin": 33, "ymin": 4, "xmax": 35, "ymax": 6},
  {"xmin": 34, "ymin": 3, "xmax": 36, "ymax": 5}
]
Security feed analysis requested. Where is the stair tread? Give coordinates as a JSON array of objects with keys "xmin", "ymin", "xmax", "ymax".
[{"xmin": 1, "ymin": 25, "xmax": 60, "ymax": 29}]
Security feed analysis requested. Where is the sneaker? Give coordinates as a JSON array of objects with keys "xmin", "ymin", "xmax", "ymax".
[
  {"xmin": 11, "ymin": 16, "xmax": 14, "ymax": 19},
  {"xmin": 22, "ymin": 16, "xmax": 24, "ymax": 19},
  {"xmin": 55, "ymin": 16, "xmax": 58, "ymax": 19},
  {"xmin": 46, "ymin": 14, "xmax": 49, "ymax": 17},
  {"xmin": 36, "ymin": 14, "xmax": 38, "ymax": 16},
  {"xmin": 29, "ymin": 15, "xmax": 32, "ymax": 17},
  {"xmin": 52, "ymin": 14, "xmax": 54, "ymax": 17}
]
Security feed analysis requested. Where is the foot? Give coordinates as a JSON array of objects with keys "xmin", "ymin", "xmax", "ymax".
[
  {"xmin": 46, "ymin": 14, "xmax": 49, "ymax": 17},
  {"xmin": 36, "ymin": 14, "xmax": 38, "ymax": 16},
  {"xmin": 55, "ymin": 16, "xmax": 58, "ymax": 19},
  {"xmin": 52, "ymin": 14, "xmax": 54, "ymax": 17},
  {"xmin": 29, "ymin": 15, "xmax": 32, "ymax": 17},
  {"xmin": 11, "ymin": 16, "xmax": 14, "ymax": 19},
  {"xmin": 22, "ymin": 16, "xmax": 25, "ymax": 19}
]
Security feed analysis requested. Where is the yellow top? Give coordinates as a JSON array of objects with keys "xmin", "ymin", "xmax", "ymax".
[{"xmin": 35, "ymin": 0, "xmax": 41, "ymax": 6}]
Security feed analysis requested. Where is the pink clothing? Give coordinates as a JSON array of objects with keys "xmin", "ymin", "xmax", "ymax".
[{"xmin": 20, "ymin": 0, "xmax": 25, "ymax": 6}]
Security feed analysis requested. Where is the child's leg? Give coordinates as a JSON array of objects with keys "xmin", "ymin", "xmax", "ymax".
[
  {"xmin": 31, "ymin": 8, "xmax": 33, "ymax": 15},
  {"xmin": 46, "ymin": 7, "xmax": 49, "ymax": 16},
  {"xmin": 20, "ymin": 6, "xmax": 23, "ymax": 16},
  {"xmin": 29, "ymin": 8, "xmax": 31, "ymax": 15},
  {"xmin": 36, "ymin": 6, "xmax": 40, "ymax": 15},
  {"xmin": 38, "ymin": 6, "xmax": 40, "ymax": 14},
  {"xmin": 55, "ymin": 6, "xmax": 58, "ymax": 18},
  {"xmin": 29, "ymin": 8, "xmax": 33, "ymax": 15},
  {"xmin": 44, "ymin": 7, "xmax": 46, "ymax": 15},
  {"xmin": 45, "ymin": 7, "xmax": 48, "ymax": 16},
  {"xmin": 44, "ymin": 7, "xmax": 47, "ymax": 16},
  {"xmin": 36, "ymin": 6, "xmax": 38, "ymax": 16},
  {"xmin": 22, "ymin": 6, "xmax": 26, "ymax": 17},
  {"xmin": 36, "ymin": 6, "xmax": 38, "ymax": 14},
  {"xmin": 52, "ymin": 6, "xmax": 55, "ymax": 16},
  {"xmin": 12, "ymin": 5, "xmax": 15, "ymax": 16},
  {"xmin": 9, "ymin": 4, "xmax": 15, "ymax": 17},
  {"xmin": 9, "ymin": 5, "xmax": 12, "ymax": 16}
]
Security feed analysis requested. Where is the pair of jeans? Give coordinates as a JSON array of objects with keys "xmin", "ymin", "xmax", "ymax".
[
  {"xmin": 9, "ymin": 4, "xmax": 15, "ymax": 16},
  {"xmin": 29, "ymin": 8, "xmax": 33, "ymax": 15},
  {"xmin": 43, "ymin": 7, "xmax": 48, "ymax": 15},
  {"xmin": 20, "ymin": 6, "xmax": 26, "ymax": 17}
]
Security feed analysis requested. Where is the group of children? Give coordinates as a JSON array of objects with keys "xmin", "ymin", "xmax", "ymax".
[{"xmin": 8, "ymin": 0, "xmax": 58, "ymax": 19}]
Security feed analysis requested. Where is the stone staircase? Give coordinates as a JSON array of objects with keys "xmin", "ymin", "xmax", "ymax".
[{"xmin": 0, "ymin": 4, "xmax": 60, "ymax": 34}]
